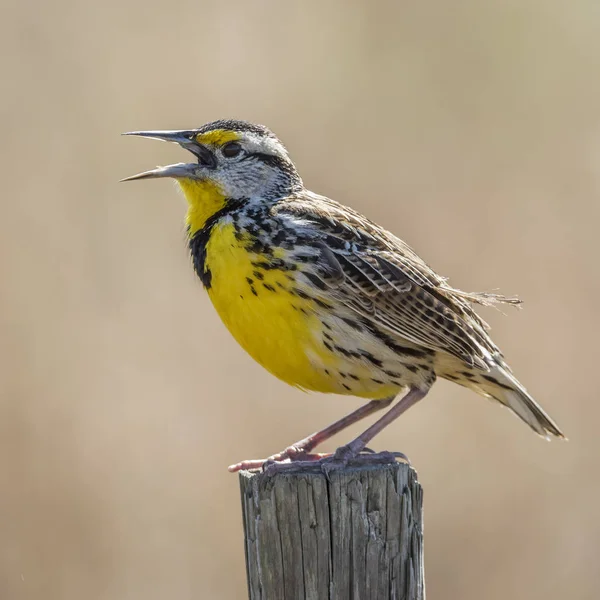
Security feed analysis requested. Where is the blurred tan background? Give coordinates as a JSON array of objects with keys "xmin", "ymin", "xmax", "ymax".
[{"xmin": 0, "ymin": 0, "xmax": 598, "ymax": 598}]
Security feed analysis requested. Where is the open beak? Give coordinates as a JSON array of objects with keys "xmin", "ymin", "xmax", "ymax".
[
  {"xmin": 121, "ymin": 129, "xmax": 217, "ymax": 181},
  {"xmin": 120, "ymin": 163, "xmax": 198, "ymax": 182}
]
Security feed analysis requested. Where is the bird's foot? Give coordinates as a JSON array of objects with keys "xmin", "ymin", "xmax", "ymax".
[
  {"xmin": 227, "ymin": 446, "xmax": 329, "ymax": 473},
  {"xmin": 319, "ymin": 445, "xmax": 410, "ymax": 479},
  {"xmin": 230, "ymin": 444, "xmax": 409, "ymax": 477}
]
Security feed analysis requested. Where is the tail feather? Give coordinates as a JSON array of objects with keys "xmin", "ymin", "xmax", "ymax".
[{"xmin": 482, "ymin": 365, "xmax": 566, "ymax": 440}]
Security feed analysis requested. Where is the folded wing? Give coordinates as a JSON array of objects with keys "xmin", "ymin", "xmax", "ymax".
[{"xmin": 277, "ymin": 192, "xmax": 521, "ymax": 371}]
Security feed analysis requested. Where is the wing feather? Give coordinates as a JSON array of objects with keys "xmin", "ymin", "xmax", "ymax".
[{"xmin": 276, "ymin": 192, "xmax": 517, "ymax": 369}]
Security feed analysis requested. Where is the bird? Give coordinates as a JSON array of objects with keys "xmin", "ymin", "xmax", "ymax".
[{"xmin": 122, "ymin": 119, "xmax": 565, "ymax": 473}]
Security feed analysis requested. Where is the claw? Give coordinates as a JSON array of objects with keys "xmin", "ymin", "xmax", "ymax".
[
  {"xmin": 228, "ymin": 458, "xmax": 272, "ymax": 473},
  {"xmin": 389, "ymin": 451, "xmax": 410, "ymax": 465}
]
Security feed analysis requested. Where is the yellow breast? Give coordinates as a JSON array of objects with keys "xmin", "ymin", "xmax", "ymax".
[{"xmin": 205, "ymin": 222, "xmax": 342, "ymax": 391}]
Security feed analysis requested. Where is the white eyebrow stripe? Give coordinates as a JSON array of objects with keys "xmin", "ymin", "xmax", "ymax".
[{"xmin": 243, "ymin": 133, "xmax": 289, "ymax": 157}]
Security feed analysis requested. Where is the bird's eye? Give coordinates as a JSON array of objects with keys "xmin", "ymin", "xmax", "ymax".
[{"xmin": 222, "ymin": 142, "xmax": 243, "ymax": 158}]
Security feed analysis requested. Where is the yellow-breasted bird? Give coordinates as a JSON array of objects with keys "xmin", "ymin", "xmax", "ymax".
[{"xmin": 123, "ymin": 119, "xmax": 565, "ymax": 473}]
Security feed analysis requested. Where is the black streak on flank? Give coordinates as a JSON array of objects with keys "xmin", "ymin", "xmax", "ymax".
[
  {"xmin": 341, "ymin": 317, "xmax": 363, "ymax": 331},
  {"xmin": 383, "ymin": 369, "xmax": 402, "ymax": 378},
  {"xmin": 365, "ymin": 323, "xmax": 434, "ymax": 360},
  {"xmin": 362, "ymin": 352, "xmax": 383, "ymax": 368},
  {"xmin": 188, "ymin": 199, "xmax": 248, "ymax": 289},
  {"xmin": 389, "ymin": 343, "xmax": 433, "ymax": 359},
  {"xmin": 334, "ymin": 345, "xmax": 362, "ymax": 359},
  {"xmin": 313, "ymin": 298, "xmax": 333, "ymax": 310},
  {"xmin": 252, "ymin": 259, "xmax": 286, "ymax": 271}
]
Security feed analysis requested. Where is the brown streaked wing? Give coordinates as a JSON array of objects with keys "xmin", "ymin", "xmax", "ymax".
[{"xmin": 276, "ymin": 192, "xmax": 502, "ymax": 369}]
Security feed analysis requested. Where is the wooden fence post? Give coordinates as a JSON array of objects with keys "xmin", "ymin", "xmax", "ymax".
[{"xmin": 239, "ymin": 462, "xmax": 424, "ymax": 600}]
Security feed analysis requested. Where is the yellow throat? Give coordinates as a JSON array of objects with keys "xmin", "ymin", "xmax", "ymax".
[{"xmin": 178, "ymin": 178, "xmax": 228, "ymax": 236}]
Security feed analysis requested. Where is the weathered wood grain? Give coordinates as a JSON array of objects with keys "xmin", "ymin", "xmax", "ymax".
[{"xmin": 239, "ymin": 463, "xmax": 424, "ymax": 600}]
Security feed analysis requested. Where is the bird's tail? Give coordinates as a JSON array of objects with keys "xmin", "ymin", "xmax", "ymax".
[{"xmin": 479, "ymin": 364, "xmax": 566, "ymax": 440}]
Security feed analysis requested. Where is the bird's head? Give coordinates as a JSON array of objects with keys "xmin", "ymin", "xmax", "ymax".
[{"xmin": 123, "ymin": 119, "xmax": 302, "ymax": 207}]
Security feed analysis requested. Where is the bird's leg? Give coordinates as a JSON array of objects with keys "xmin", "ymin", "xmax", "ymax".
[
  {"xmin": 228, "ymin": 397, "xmax": 395, "ymax": 473},
  {"xmin": 258, "ymin": 388, "xmax": 427, "ymax": 476},
  {"xmin": 320, "ymin": 387, "xmax": 428, "ymax": 475}
]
